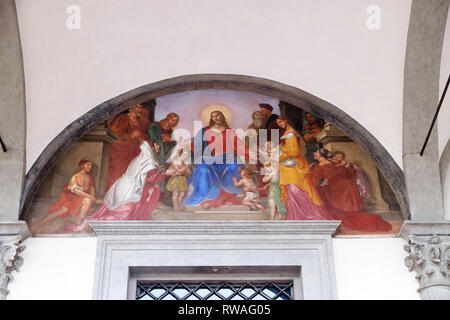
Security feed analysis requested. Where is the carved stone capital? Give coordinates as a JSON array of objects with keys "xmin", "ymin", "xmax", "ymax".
[
  {"xmin": 400, "ymin": 222, "xmax": 450, "ymax": 300},
  {"xmin": 0, "ymin": 235, "xmax": 26, "ymax": 299},
  {"xmin": 0, "ymin": 221, "xmax": 30, "ymax": 300},
  {"xmin": 403, "ymin": 232, "xmax": 450, "ymax": 299}
]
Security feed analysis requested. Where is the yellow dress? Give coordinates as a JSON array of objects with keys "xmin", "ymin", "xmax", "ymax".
[
  {"xmin": 278, "ymin": 132, "xmax": 323, "ymax": 206},
  {"xmin": 166, "ymin": 175, "xmax": 188, "ymax": 192}
]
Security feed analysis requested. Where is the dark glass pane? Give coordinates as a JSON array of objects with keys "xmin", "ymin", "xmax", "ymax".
[{"xmin": 136, "ymin": 281, "xmax": 293, "ymax": 300}]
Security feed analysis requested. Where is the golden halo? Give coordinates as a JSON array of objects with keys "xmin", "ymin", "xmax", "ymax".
[{"xmin": 200, "ymin": 104, "xmax": 233, "ymax": 125}]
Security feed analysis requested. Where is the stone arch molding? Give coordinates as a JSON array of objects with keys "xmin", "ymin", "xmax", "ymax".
[
  {"xmin": 19, "ymin": 74, "xmax": 410, "ymax": 220},
  {"xmin": 441, "ymin": 139, "xmax": 450, "ymax": 198}
]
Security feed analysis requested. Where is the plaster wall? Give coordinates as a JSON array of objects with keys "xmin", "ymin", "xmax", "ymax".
[
  {"xmin": 439, "ymin": 8, "xmax": 450, "ymax": 159},
  {"xmin": 7, "ymin": 237, "xmax": 97, "ymax": 300},
  {"xmin": 7, "ymin": 237, "xmax": 419, "ymax": 300},
  {"xmin": 333, "ymin": 238, "xmax": 420, "ymax": 300},
  {"xmin": 440, "ymin": 9, "xmax": 450, "ymax": 220},
  {"xmin": 15, "ymin": 0, "xmax": 411, "ymax": 171}
]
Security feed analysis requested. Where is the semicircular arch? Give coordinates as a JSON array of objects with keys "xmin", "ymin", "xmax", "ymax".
[{"xmin": 19, "ymin": 74, "xmax": 409, "ymax": 220}]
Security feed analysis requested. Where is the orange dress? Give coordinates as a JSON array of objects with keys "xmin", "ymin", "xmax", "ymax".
[
  {"xmin": 310, "ymin": 164, "xmax": 364, "ymax": 212},
  {"xmin": 48, "ymin": 175, "xmax": 95, "ymax": 218},
  {"xmin": 310, "ymin": 163, "xmax": 392, "ymax": 232}
]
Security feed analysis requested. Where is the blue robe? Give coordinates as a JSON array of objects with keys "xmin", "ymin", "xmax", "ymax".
[{"xmin": 182, "ymin": 127, "xmax": 243, "ymax": 206}]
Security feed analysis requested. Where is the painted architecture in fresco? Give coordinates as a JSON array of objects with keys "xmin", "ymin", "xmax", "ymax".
[{"xmin": 27, "ymin": 89, "xmax": 403, "ymax": 235}]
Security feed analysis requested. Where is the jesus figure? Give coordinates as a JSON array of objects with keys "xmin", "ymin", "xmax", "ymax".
[{"xmin": 182, "ymin": 110, "xmax": 250, "ymax": 209}]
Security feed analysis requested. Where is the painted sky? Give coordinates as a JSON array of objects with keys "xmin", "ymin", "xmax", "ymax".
[{"xmin": 154, "ymin": 89, "xmax": 280, "ymax": 137}]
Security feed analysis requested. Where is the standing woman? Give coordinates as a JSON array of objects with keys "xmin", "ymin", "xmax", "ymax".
[{"xmin": 276, "ymin": 116, "xmax": 334, "ymax": 220}]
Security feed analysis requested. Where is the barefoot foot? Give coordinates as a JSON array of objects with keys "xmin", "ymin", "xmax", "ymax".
[{"xmin": 201, "ymin": 203, "xmax": 211, "ymax": 210}]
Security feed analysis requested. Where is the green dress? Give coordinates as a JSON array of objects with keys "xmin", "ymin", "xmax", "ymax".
[
  {"xmin": 146, "ymin": 122, "xmax": 176, "ymax": 167},
  {"xmin": 146, "ymin": 122, "xmax": 176, "ymax": 192},
  {"xmin": 266, "ymin": 173, "xmax": 287, "ymax": 215}
]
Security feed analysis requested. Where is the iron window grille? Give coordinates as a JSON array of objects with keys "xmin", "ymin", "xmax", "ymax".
[{"xmin": 136, "ymin": 281, "xmax": 293, "ymax": 300}]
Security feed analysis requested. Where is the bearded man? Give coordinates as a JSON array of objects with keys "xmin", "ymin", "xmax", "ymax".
[
  {"xmin": 245, "ymin": 110, "xmax": 268, "ymax": 196},
  {"xmin": 182, "ymin": 110, "xmax": 249, "ymax": 209},
  {"xmin": 245, "ymin": 110, "xmax": 265, "ymax": 147},
  {"xmin": 107, "ymin": 104, "xmax": 152, "ymax": 190},
  {"xmin": 259, "ymin": 103, "xmax": 279, "ymax": 141}
]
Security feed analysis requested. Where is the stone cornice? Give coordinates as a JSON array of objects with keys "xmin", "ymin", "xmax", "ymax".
[
  {"xmin": 399, "ymin": 221, "xmax": 450, "ymax": 240},
  {"xmin": 89, "ymin": 220, "xmax": 341, "ymax": 237},
  {"xmin": 0, "ymin": 221, "xmax": 31, "ymax": 240}
]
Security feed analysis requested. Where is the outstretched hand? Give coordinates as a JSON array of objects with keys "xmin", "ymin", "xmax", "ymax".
[{"xmin": 165, "ymin": 168, "xmax": 176, "ymax": 176}]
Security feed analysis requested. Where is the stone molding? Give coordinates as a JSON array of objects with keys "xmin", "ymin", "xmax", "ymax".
[
  {"xmin": 399, "ymin": 221, "xmax": 450, "ymax": 238},
  {"xmin": 89, "ymin": 220, "xmax": 340, "ymax": 300},
  {"xmin": 89, "ymin": 220, "xmax": 341, "ymax": 237},
  {"xmin": 0, "ymin": 221, "xmax": 32, "ymax": 239},
  {"xmin": 440, "ymin": 139, "xmax": 450, "ymax": 195},
  {"xmin": 400, "ymin": 222, "xmax": 450, "ymax": 300}
]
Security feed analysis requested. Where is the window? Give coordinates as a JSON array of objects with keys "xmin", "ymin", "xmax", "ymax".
[
  {"xmin": 136, "ymin": 281, "xmax": 294, "ymax": 300},
  {"xmin": 129, "ymin": 266, "xmax": 302, "ymax": 300}
]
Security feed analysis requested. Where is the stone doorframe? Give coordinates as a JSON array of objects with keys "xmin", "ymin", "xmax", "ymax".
[
  {"xmin": 19, "ymin": 74, "xmax": 410, "ymax": 221},
  {"xmin": 89, "ymin": 220, "xmax": 340, "ymax": 300}
]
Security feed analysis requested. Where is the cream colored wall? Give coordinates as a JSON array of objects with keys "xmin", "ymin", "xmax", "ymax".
[
  {"xmin": 439, "ymin": 8, "xmax": 450, "ymax": 159},
  {"xmin": 7, "ymin": 237, "xmax": 97, "ymax": 300},
  {"xmin": 15, "ymin": 0, "xmax": 411, "ymax": 170},
  {"xmin": 7, "ymin": 237, "xmax": 420, "ymax": 300},
  {"xmin": 440, "ymin": 9, "xmax": 450, "ymax": 220},
  {"xmin": 333, "ymin": 238, "xmax": 420, "ymax": 299},
  {"xmin": 12, "ymin": 0, "xmax": 420, "ymax": 300}
]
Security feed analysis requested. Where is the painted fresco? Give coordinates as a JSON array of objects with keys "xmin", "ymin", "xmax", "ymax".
[{"xmin": 27, "ymin": 89, "xmax": 403, "ymax": 235}]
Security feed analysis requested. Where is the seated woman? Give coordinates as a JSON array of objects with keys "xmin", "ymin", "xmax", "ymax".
[
  {"xmin": 65, "ymin": 141, "xmax": 174, "ymax": 232},
  {"xmin": 182, "ymin": 111, "xmax": 249, "ymax": 209},
  {"xmin": 310, "ymin": 148, "xmax": 392, "ymax": 232},
  {"xmin": 276, "ymin": 116, "xmax": 334, "ymax": 220}
]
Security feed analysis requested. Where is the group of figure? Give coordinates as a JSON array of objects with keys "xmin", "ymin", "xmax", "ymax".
[
  {"xmin": 262, "ymin": 113, "xmax": 391, "ymax": 232},
  {"xmin": 32, "ymin": 105, "xmax": 180, "ymax": 232},
  {"xmin": 32, "ymin": 102, "xmax": 392, "ymax": 233}
]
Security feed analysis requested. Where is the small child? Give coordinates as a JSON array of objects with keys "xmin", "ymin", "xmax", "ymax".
[
  {"xmin": 262, "ymin": 162, "xmax": 286, "ymax": 220},
  {"xmin": 166, "ymin": 148, "xmax": 191, "ymax": 210},
  {"xmin": 232, "ymin": 168, "xmax": 267, "ymax": 213}
]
